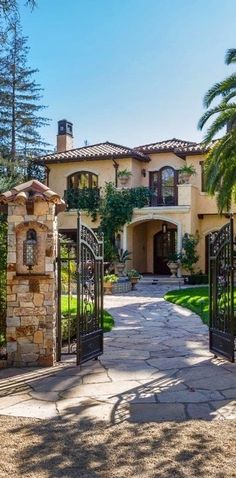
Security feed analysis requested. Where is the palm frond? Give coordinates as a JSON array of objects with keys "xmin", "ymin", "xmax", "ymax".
[
  {"xmin": 221, "ymin": 91, "xmax": 236, "ymax": 103},
  {"xmin": 203, "ymin": 134, "xmax": 236, "ymax": 212},
  {"xmin": 225, "ymin": 49, "xmax": 236, "ymax": 65},
  {"xmin": 203, "ymin": 74, "xmax": 236, "ymax": 108},
  {"xmin": 198, "ymin": 103, "xmax": 236, "ymax": 130},
  {"xmin": 203, "ymin": 109, "xmax": 236, "ymax": 143}
]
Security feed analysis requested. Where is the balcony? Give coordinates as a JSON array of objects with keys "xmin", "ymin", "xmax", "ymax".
[
  {"xmin": 64, "ymin": 188, "xmax": 100, "ymax": 211},
  {"xmin": 149, "ymin": 193, "xmax": 178, "ymax": 207},
  {"xmin": 64, "ymin": 186, "xmax": 179, "ymax": 211}
]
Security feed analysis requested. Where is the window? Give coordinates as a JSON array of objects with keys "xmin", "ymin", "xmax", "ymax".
[
  {"xmin": 149, "ymin": 167, "xmax": 177, "ymax": 206},
  {"xmin": 161, "ymin": 167, "xmax": 175, "ymax": 204},
  {"xmin": 68, "ymin": 171, "xmax": 98, "ymax": 190}
]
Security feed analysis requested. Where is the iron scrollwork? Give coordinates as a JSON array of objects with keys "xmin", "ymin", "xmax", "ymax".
[{"xmin": 209, "ymin": 217, "xmax": 235, "ymax": 362}]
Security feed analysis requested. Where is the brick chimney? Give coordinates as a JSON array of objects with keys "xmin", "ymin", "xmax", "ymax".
[{"xmin": 57, "ymin": 119, "xmax": 73, "ymax": 152}]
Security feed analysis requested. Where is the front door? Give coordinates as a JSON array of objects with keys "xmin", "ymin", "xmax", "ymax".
[{"xmin": 154, "ymin": 229, "xmax": 177, "ymax": 274}]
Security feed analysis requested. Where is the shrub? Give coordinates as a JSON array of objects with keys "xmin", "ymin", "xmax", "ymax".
[{"xmin": 186, "ymin": 274, "xmax": 208, "ymax": 285}]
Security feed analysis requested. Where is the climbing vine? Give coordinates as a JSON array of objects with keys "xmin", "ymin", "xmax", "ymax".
[
  {"xmin": 65, "ymin": 182, "xmax": 152, "ymax": 261},
  {"xmin": 99, "ymin": 183, "xmax": 152, "ymax": 260}
]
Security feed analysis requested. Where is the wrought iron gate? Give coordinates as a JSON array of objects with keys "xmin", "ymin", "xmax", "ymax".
[
  {"xmin": 57, "ymin": 214, "xmax": 104, "ymax": 365},
  {"xmin": 209, "ymin": 216, "xmax": 235, "ymax": 362}
]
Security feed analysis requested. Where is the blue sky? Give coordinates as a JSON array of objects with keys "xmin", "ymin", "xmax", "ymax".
[{"xmin": 20, "ymin": 0, "xmax": 236, "ymax": 150}]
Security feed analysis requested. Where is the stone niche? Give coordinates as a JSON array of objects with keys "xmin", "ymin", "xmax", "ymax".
[
  {"xmin": 0, "ymin": 180, "xmax": 65, "ymax": 367},
  {"xmin": 16, "ymin": 221, "xmax": 48, "ymax": 275}
]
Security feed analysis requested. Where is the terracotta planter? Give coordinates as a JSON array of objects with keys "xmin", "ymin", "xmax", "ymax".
[
  {"xmin": 167, "ymin": 261, "xmax": 178, "ymax": 277},
  {"xmin": 130, "ymin": 277, "xmax": 139, "ymax": 290},
  {"xmin": 118, "ymin": 176, "xmax": 129, "ymax": 186},
  {"xmin": 179, "ymin": 172, "xmax": 192, "ymax": 184},
  {"xmin": 103, "ymin": 282, "xmax": 113, "ymax": 295},
  {"xmin": 116, "ymin": 262, "xmax": 126, "ymax": 277}
]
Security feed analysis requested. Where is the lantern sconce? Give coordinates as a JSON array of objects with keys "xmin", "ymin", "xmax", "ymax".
[
  {"xmin": 162, "ymin": 223, "xmax": 167, "ymax": 234},
  {"xmin": 141, "ymin": 168, "xmax": 146, "ymax": 177},
  {"xmin": 23, "ymin": 229, "xmax": 38, "ymax": 271}
]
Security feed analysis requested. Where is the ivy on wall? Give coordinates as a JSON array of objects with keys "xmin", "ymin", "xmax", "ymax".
[
  {"xmin": 99, "ymin": 184, "xmax": 152, "ymax": 260},
  {"xmin": 64, "ymin": 187, "xmax": 100, "ymax": 221},
  {"xmin": 65, "ymin": 183, "xmax": 152, "ymax": 261}
]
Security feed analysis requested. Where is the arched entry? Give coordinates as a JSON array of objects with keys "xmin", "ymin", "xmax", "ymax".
[{"xmin": 154, "ymin": 228, "xmax": 177, "ymax": 274}]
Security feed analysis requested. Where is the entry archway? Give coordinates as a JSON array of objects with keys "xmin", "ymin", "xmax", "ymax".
[{"xmin": 125, "ymin": 216, "xmax": 181, "ymax": 274}]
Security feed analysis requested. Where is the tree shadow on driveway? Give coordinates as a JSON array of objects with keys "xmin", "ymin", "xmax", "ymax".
[{"xmin": 1, "ymin": 408, "xmax": 236, "ymax": 478}]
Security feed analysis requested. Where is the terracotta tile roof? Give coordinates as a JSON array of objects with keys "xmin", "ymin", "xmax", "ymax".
[
  {"xmin": 42, "ymin": 141, "xmax": 150, "ymax": 163},
  {"xmin": 136, "ymin": 138, "xmax": 210, "ymax": 156},
  {"xmin": 0, "ymin": 179, "xmax": 65, "ymax": 207}
]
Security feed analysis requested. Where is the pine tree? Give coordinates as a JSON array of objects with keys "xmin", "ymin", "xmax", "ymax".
[
  {"xmin": 0, "ymin": 17, "xmax": 49, "ymax": 184},
  {"xmin": 0, "ymin": 1, "xmax": 36, "ymax": 19}
]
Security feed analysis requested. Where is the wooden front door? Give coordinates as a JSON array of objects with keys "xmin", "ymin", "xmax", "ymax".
[{"xmin": 154, "ymin": 229, "xmax": 177, "ymax": 274}]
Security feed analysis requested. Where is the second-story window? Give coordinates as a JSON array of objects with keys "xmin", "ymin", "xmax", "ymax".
[
  {"xmin": 150, "ymin": 167, "xmax": 177, "ymax": 206},
  {"xmin": 161, "ymin": 167, "xmax": 175, "ymax": 204},
  {"xmin": 68, "ymin": 171, "xmax": 98, "ymax": 189}
]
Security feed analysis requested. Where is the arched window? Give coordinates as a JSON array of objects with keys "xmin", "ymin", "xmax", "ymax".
[
  {"xmin": 161, "ymin": 167, "xmax": 175, "ymax": 204},
  {"xmin": 149, "ymin": 167, "xmax": 177, "ymax": 206},
  {"xmin": 68, "ymin": 171, "xmax": 98, "ymax": 190}
]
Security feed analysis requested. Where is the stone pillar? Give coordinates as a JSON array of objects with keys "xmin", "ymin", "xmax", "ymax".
[{"xmin": 0, "ymin": 180, "xmax": 65, "ymax": 367}]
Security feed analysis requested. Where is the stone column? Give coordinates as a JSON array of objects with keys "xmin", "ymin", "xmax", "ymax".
[{"xmin": 0, "ymin": 180, "xmax": 65, "ymax": 367}]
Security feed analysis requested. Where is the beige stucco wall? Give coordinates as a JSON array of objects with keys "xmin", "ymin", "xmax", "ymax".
[
  {"xmin": 48, "ymin": 157, "xmax": 134, "ymax": 199},
  {"xmin": 132, "ymin": 222, "xmax": 147, "ymax": 272}
]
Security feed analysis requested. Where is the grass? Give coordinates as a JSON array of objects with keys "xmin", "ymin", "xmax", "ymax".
[
  {"xmin": 164, "ymin": 286, "xmax": 210, "ymax": 324},
  {"xmin": 61, "ymin": 295, "xmax": 114, "ymax": 333},
  {"xmin": 165, "ymin": 286, "xmax": 236, "ymax": 325}
]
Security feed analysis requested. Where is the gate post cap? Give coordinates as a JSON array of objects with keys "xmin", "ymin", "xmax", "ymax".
[{"xmin": 0, "ymin": 179, "xmax": 66, "ymax": 211}]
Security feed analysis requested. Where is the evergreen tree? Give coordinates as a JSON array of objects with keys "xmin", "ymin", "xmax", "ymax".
[
  {"xmin": 0, "ymin": 1, "xmax": 36, "ymax": 19},
  {"xmin": 0, "ymin": 18, "xmax": 49, "ymax": 185}
]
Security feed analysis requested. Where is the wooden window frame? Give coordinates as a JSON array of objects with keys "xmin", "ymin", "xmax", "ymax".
[
  {"xmin": 67, "ymin": 171, "xmax": 98, "ymax": 190},
  {"xmin": 149, "ymin": 167, "xmax": 178, "ymax": 206}
]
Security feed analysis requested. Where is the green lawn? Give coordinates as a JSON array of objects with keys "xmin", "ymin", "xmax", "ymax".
[
  {"xmin": 165, "ymin": 286, "xmax": 236, "ymax": 325},
  {"xmin": 164, "ymin": 286, "xmax": 210, "ymax": 324},
  {"xmin": 61, "ymin": 295, "xmax": 114, "ymax": 333}
]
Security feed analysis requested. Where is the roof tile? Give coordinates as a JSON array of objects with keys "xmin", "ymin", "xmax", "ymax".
[
  {"xmin": 136, "ymin": 138, "xmax": 210, "ymax": 155},
  {"xmin": 42, "ymin": 141, "xmax": 150, "ymax": 163}
]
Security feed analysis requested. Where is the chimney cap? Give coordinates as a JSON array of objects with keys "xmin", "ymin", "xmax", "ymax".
[{"xmin": 58, "ymin": 119, "xmax": 73, "ymax": 137}]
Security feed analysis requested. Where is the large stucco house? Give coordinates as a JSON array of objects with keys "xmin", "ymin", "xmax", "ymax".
[{"xmin": 41, "ymin": 119, "xmax": 233, "ymax": 275}]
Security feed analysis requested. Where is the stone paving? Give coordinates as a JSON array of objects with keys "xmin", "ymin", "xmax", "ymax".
[{"xmin": 1, "ymin": 283, "xmax": 236, "ymax": 422}]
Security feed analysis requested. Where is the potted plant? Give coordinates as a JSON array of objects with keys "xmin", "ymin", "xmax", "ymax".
[
  {"xmin": 167, "ymin": 252, "xmax": 180, "ymax": 277},
  {"xmin": 117, "ymin": 169, "xmax": 132, "ymax": 186},
  {"xmin": 179, "ymin": 164, "xmax": 196, "ymax": 184},
  {"xmin": 127, "ymin": 269, "xmax": 141, "ymax": 290},
  {"xmin": 179, "ymin": 233, "xmax": 199, "ymax": 278},
  {"xmin": 103, "ymin": 274, "xmax": 118, "ymax": 294},
  {"xmin": 115, "ymin": 248, "xmax": 132, "ymax": 277}
]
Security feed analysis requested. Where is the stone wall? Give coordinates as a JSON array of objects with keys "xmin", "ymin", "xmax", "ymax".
[{"xmin": 6, "ymin": 200, "xmax": 58, "ymax": 367}]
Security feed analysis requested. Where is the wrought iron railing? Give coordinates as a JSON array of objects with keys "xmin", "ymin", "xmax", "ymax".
[
  {"xmin": 64, "ymin": 186, "xmax": 178, "ymax": 211},
  {"xmin": 64, "ymin": 188, "xmax": 101, "ymax": 211},
  {"xmin": 149, "ymin": 192, "xmax": 178, "ymax": 207}
]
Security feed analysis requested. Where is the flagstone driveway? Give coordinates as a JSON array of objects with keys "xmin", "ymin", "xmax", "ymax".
[{"xmin": 0, "ymin": 283, "xmax": 236, "ymax": 422}]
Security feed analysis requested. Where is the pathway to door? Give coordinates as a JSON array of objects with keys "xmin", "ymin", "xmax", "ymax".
[{"xmin": 0, "ymin": 283, "xmax": 236, "ymax": 421}]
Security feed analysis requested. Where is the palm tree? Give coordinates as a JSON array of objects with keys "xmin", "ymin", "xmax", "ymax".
[{"xmin": 198, "ymin": 49, "xmax": 236, "ymax": 212}]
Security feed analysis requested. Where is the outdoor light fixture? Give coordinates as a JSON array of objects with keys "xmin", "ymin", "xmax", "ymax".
[
  {"xmin": 162, "ymin": 223, "xmax": 167, "ymax": 234},
  {"xmin": 23, "ymin": 229, "xmax": 38, "ymax": 270}
]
